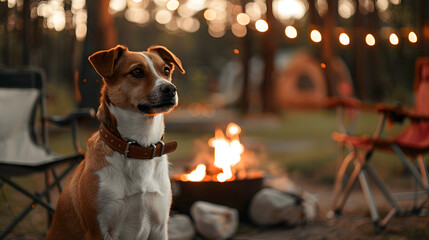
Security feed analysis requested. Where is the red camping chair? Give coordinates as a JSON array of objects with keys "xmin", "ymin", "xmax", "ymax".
[{"xmin": 330, "ymin": 57, "xmax": 429, "ymax": 229}]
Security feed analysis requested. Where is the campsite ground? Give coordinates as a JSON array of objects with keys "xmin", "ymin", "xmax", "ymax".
[{"xmin": 1, "ymin": 110, "xmax": 428, "ymax": 239}]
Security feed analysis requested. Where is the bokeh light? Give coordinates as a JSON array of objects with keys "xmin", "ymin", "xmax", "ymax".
[
  {"xmin": 245, "ymin": 1, "xmax": 266, "ymax": 21},
  {"xmin": 408, "ymin": 31, "xmax": 417, "ymax": 43},
  {"xmin": 178, "ymin": 17, "xmax": 200, "ymax": 33},
  {"xmin": 125, "ymin": 8, "xmax": 150, "ymax": 25},
  {"xmin": 375, "ymin": 0, "xmax": 389, "ymax": 11},
  {"xmin": 155, "ymin": 9, "xmax": 172, "ymax": 25},
  {"xmin": 273, "ymin": 0, "xmax": 307, "ymax": 21},
  {"xmin": 255, "ymin": 19, "xmax": 268, "ymax": 32},
  {"xmin": 310, "ymin": 29, "xmax": 322, "ymax": 43},
  {"xmin": 338, "ymin": 0, "xmax": 355, "ymax": 19},
  {"xmin": 237, "ymin": 13, "xmax": 250, "ymax": 26},
  {"xmin": 365, "ymin": 33, "xmax": 376, "ymax": 46},
  {"xmin": 231, "ymin": 23, "xmax": 247, "ymax": 37},
  {"xmin": 389, "ymin": 33, "xmax": 399, "ymax": 45},
  {"xmin": 109, "ymin": 0, "xmax": 126, "ymax": 13},
  {"xmin": 285, "ymin": 26, "xmax": 297, "ymax": 39},
  {"xmin": 339, "ymin": 33, "xmax": 350, "ymax": 45},
  {"xmin": 204, "ymin": 9, "xmax": 217, "ymax": 21},
  {"xmin": 167, "ymin": 0, "xmax": 180, "ymax": 11}
]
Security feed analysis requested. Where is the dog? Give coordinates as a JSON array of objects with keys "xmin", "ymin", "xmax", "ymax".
[{"xmin": 45, "ymin": 45, "xmax": 185, "ymax": 240}]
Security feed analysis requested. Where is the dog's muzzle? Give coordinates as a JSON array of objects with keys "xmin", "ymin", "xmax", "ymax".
[{"xmin": 137, "ymin": 83, "xmax": 178, "ymax": 114}]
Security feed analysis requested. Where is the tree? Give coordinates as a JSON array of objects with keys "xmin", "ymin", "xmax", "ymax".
[{"xmin": 78, "ymin": 0, "xmax": 118, "ymax": 109}]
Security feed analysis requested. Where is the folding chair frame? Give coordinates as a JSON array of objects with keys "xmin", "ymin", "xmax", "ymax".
[
  {"xmin": 0, "ymin": 67, "xmax": 93, "ymax": 237},
  {"xmin": 331, "ymin": 110, "xmax": 429, "ymax": 229},
  {"xmin": 0, "ymin": 160, "xmax": 81, "ymax": 239}
]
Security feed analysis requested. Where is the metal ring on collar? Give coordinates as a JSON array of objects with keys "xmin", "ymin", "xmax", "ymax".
[
  {"xmin": 158, "ymin": 140, "xmax": 165, "ymax": 156},
  {"xmin": 150, "ymin": 143, "xmax": 157, "ymax": 159},
  {"xmin": 124, "ymin": 140, "xmax": 136, "ymax": 159}
]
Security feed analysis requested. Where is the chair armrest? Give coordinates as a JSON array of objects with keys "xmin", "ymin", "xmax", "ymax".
[
  {"xmin": 46, "ymin": 108, "xmax": 95, "ymax": 126},
  {"xmin": 325, "ymin": 96, "xmax": 376, "ymax": 112},
  {"xmin": 375, "ymin": 104, "xmax": 429, "ymax": 123}
]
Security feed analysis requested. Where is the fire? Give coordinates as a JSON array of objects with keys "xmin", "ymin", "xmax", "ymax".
[
  {"xmin": 180, "ymin": 164, "xmax": 206, "ymax": 182},
  {"xmin": 181, "ymin": 123, "xmax": 245, "ymax": 182}
]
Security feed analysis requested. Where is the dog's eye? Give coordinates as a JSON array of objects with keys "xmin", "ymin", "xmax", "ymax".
[
  {"xmin": 130, "ymin": 68, "xmax": 144, "ymax": 78},
  {"xmin": 163, "ymin": 67, "xmax": 171, "ymax": 76}
]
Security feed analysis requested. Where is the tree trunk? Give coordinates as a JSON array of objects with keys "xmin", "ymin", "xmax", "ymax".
[
  {"xmin": 239, "ymin": 0, "xmax": 251, "ymax": 115},
  {"xmin": 261, "ymin": 0, "xmax": 278, "ymax": 113},
  {"xmin": 352, "ymin": 0, "xmax": 368, "ymax": 100},
  {"xmin": 421, "ymin": 0, "xmax": 429, "ymax": 56},
  {"xmin": 322, "ymin": 0, "xmax": 338, "ymax": 97},
  {"xmin": 78, "ymin": 0, "xmax": 118, "ymax": 109}
]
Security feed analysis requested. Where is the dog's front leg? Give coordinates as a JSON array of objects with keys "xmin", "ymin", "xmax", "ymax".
[{"xmin": 148, "ymin": 224, "xmax": 168, "ymax": 240}]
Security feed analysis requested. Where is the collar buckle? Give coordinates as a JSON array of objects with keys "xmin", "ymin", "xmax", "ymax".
[
  {"xmin": 150, "ymin": 140, "xmax": 165, "ymax": 159},
  {"xmin": 124, "ymin": 139, "xmax": 137, "ymax": 159}
]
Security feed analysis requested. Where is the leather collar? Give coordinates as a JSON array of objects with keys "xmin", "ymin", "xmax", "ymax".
[{"xmin": 99, "ymin": 124, "xmax": 177, "ymax": 159}]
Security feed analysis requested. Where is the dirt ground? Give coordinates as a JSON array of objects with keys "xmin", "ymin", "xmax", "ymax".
[
  {"xmin": 2, "ymin": 178, "xmax": 428, "ymax": 240},
  {"xmin": 232, "ymin": 181, "xmax": 429, "ymax": 240}
]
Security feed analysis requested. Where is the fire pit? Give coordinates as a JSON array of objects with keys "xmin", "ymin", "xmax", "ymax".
[{"xmin": 171, "ymin": 123, "xmax": 265, "ymax": 219}]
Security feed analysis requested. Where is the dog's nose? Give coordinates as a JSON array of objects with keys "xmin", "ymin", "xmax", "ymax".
[{"xmin": 160, "ymin": 84, "xmax": 176, "ymax": 97}]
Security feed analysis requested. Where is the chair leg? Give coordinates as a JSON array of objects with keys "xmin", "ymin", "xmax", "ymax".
[
  {"xmin": 0, "ymin": 176, "xmax": 55, "ymax": 212},
  {"xmin": 358, "ymin": 169, "xmax": 380, "ymax": 225},
  {"xmin": 417, "ymin": 154, "xmax": 429, "ymax": 187},
  {"xmin": 332, "ymin": 151, "xmax": 355, "ymax": 208},
  {"xmin": 391, "ymin": 144, "xmax": 429, "ymax": 193},
  {"xmin": 416, "ymin": 154, "xmax": 429, "ymax": 210},
  {"xmin": 0, "ymin": 201, "xmax": 37, "ymax": 239},
  {"xmin": 0, "ymin": 160, "xmax": 80, "ymax": 237},
  {"xmin": 391, "ymin": 145, "xmax": 429, "ymax": 212},
  {"xmin": 366, "ymin": 164, "xmax": 402, "ymax": 211},
  {"xmin": 333, "ymin": 159, "xmax": 362, "ymax": 214}
]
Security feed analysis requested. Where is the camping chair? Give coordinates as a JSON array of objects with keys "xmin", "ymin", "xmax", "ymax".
[
  {"xmin": 330, "ymin": 57, "xmax": 429, "ymax": 229},
  {"xmin": 0, "ymin": 67, "xmax": 94, "ymax": 238}
]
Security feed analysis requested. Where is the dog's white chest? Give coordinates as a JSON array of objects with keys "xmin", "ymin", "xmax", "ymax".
[{"xmin": 95, "ymin": 153, "xmax": 171, "ymax": 240}]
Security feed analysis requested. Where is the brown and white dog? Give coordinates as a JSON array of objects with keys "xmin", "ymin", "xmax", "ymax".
[{"xmin": 45, "ymin": 45, "xmax": 185, "ymax": 240}]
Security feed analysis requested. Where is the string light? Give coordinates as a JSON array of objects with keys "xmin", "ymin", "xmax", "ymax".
[
  {"xmin": 255, "ymin": 19, "xmax": 268, "ymax": 32},
  {"xmin": 339, "ymin": 33, "xmax": 350, "ymax": 45},
  {"xmin": 408, "ymin": 31, "xmax": 417, "ymax": 43},
  {"xmin": 285, "ymin": 25, "xmax": 297, "ymax": 39},
  {"xmin": 166, "ymin": 0, "xmax": 180, "ymax": 11},
  {"xmin": 389, "ymin": 33, "xmax": 399, "ymax": 45},
  {"xmin": 204, "ymin": 9, "xmax": 216, "ymax": 21},
  {"xmin": 365, "ymin": 33, "xmax": 376, "ymax": 46},
  {"xmin": 310, "ymin": 29, "xmax": 322, "ymax": 43},
  {"xmin": 237, "ymin": 13, "xmax": 250, "ymax": 26}
]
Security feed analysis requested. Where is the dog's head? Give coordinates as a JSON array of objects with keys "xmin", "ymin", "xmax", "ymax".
[{"xmin": 89, "ymin": 45, "xmax": 185, "ymax": 115}]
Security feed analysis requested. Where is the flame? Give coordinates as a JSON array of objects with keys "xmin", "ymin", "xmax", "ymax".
[
  {"xmin": 181, "ymin": 164, "xmax": 206, "ymax": 182},
  {"xmin": 181, "ymin": 123, "xmax": 245, "ymax": 182},
  {"xmin": 209, "ymin": 123, "xmax": 244, "ymax": 182}
]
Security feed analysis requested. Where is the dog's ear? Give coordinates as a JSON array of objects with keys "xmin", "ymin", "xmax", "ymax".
[
  {"xmin": 148, "ymin": 46, "xmax": 185, "ymax": 74},
  {"xmin": 89, "ymin": 45, "xmax": 128, "ymax": 78}
]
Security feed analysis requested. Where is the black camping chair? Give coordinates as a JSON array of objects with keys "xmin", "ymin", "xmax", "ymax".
[{"xmin": 0, "ymin": 67, "xmax": 94, "ymax": 238}]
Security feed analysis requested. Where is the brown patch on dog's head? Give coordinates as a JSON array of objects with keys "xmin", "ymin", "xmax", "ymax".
[
  {"xmin": 148, "ymin": 46, "xmax": 185, "ymax": 74},
  {"xmin": 89, "ymin": 45, "xmax": 128, "ymax": 80}
]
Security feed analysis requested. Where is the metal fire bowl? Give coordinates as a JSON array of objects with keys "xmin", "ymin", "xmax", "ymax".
[{"xmin": 171, "ymin": 171, "xmax": 264, "ymax": 220}]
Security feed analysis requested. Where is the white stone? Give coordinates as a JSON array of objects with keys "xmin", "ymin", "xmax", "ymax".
[
  {"xmin": 249, "ymin": 188, "xmax": 303, "ymax": 226},
  {"xmin": 302, "ymin": 192, "xmax": 318, "ymax": 222},
  {"xmin": 168, "ymin": 214, "xmax": 195, "ymax": 240},
  {"xmin": 190, "ymin": 201, "xmax": 239, "ymax": 240}
]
